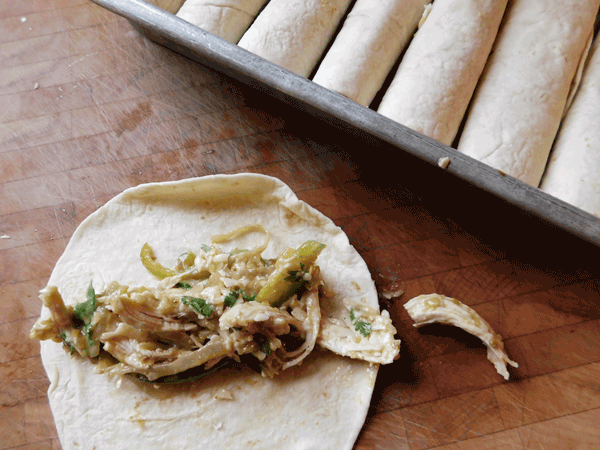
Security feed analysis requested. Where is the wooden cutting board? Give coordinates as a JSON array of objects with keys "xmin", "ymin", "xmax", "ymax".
[{"xmin": 2, "ymin": 1, "xmax": 600, "ymax": 449}]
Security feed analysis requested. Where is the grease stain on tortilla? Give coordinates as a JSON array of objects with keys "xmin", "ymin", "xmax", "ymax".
[
  {"xmin": 130, "ymin": 401, "xmax": 147, "ymax": 429},
  {"xmin": 129, "ymin": 377, "xmax": 187, "ymax": 400}
]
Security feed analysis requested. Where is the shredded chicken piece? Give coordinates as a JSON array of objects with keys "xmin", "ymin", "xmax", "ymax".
[
  {"xmin": 318, "ymin": 299, "xmax": 400, "ymax": 364},
  {"xmin": 280, "ymin": 267, "xmax": 321, "ymax": 371},
  {"xmin": 30, "ymin": 286, "xmax": 72, "ymax": 340},
  {"xmin": 102, "ymin": 335, "xmax": 232, "ymax": 380},
  {"xmin": 220, "ymin": 302, "xmax": 303, "ymax": 334},
  {"xmin": 403, "ymin": 294, "xmax": 518, "ymax": 380}
]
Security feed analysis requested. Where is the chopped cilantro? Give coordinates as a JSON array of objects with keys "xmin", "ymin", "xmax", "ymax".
[
  {"xmin": 260, "ymin": 342, "xmax": 272, "ymax": 356},
  {"xmin": 83, "ymin": 323, "xmax": 94, "ymax": 350},
  {"xmin": 175, "ymin": 282, "xmax": 192, "ymax": 290},
  {"xmin": 182, "ymin": 296, "xmax": 213, "ymax": 318},
  {"xmin": 349, "ymin": 308, "xmax": 372, "ymax": 337},
  {"xmin": 73, "ymin": 281, "xmax": 98, "ymax": 354},
  {"xmin": 229, "ymin": 249, "xmax": 247, "ymax": 256},
  {"xmin": 224, "ymin": 289, "xmax": 256, "ymax": 307},
  {"xmin": 201, "ymin": 244, "xmax": 212, "ymax": 252},
  {"xmin": 224, "ymin": 290, "xmax": 239, "ymax": 307},
  {"xmin": 240, "ymin": 290, "xmax": 256, "ymax": 302},
  {"xmin": 260, "ymin": 257, "xmax": 273, "ymax": 267},
  {"xmin": 73, "ymin": 281, "xmax": 97, "ymax": 324},
  {"xmin": 60, "ymin": 333, "xmax": 76, "ymax": 355},
  {"xmin": 354, "ymin": 320, "xmax": 372, "ymax": 337}
]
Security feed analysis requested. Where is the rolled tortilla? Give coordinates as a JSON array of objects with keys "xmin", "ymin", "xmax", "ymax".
[
  {"xmin": 540, "ymin": 37, "xmax": 600, "ymax": 217},
  {"xmin": 456, "ymin": 0, "xmax": 600, "ymax": 186},
  {"xmin": 176, "ymin": 0, "xmax": 268, "ymax": 43},
  {"xmin": 237, "ymin": 0, "xmax": 353, "ymax": 77},
  {"xmin": 312, "ymin": 0, "xmax": 431, "ymax": 107},
  {"xmin": 377, "ymin": 0, "xmax": 508, "ymax": 145}
]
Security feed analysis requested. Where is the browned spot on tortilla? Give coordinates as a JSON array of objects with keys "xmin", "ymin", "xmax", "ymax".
[
  {"xmin": 351, "ymin": 281, "xmax": 362, "ymax": 291},
  {"xmin": 129, "ymin": 402, "xmax": 146, "ymax": 429},
  {"xmin": 115, "ymin": 102, "xmax": 152, "ymax": 137}
]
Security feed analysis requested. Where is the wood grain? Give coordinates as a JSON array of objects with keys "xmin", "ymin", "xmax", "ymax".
[{"xmin": 2, "ymin": 1, "xmax": 600, "ymax": 449}]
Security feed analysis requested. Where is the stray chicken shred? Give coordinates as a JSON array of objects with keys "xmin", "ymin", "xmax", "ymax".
[{"xmin": 404, "ymin": 294, "xmax": 518, "ymax": 380}]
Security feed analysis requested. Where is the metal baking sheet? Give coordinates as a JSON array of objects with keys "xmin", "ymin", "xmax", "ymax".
[{"xmin": 90, "ymin": 0, "xmax": 600, "ymax": 247}]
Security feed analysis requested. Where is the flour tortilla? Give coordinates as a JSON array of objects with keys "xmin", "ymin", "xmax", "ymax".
[
  {"xmin": 456, "ymin": 0, "xmax": 600, "ymax": 186},
  {"xmin": 237, "ymin": 0, "xmax": 353, "ymax": 77},
  {"xmin": 175, "ymin": 0, "xmax": 267, "ymax": 43},
  {"xmin": 312, "ymin": 0, "xmax": 431, "ymax": 106},
  {"xmin": 540, "ymin": 37, "xmax": 600, "ymax": 217},
  {"xmin": 377, "ymin": 0, "xmax": 508, "ymax": 145},
  {"xmin": 39, "ymin": 174, "xmax": 379, "ymax": 450}
]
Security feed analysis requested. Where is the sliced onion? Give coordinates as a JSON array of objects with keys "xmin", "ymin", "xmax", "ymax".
[{"xmin": 211, "ymin": 224, "xmax": 270, "ymax": 260}]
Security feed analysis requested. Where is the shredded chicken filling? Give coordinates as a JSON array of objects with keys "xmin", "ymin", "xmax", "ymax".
[{"xmin": 31, "ymin": 225, "xmax": 400, "ymax": 382}]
